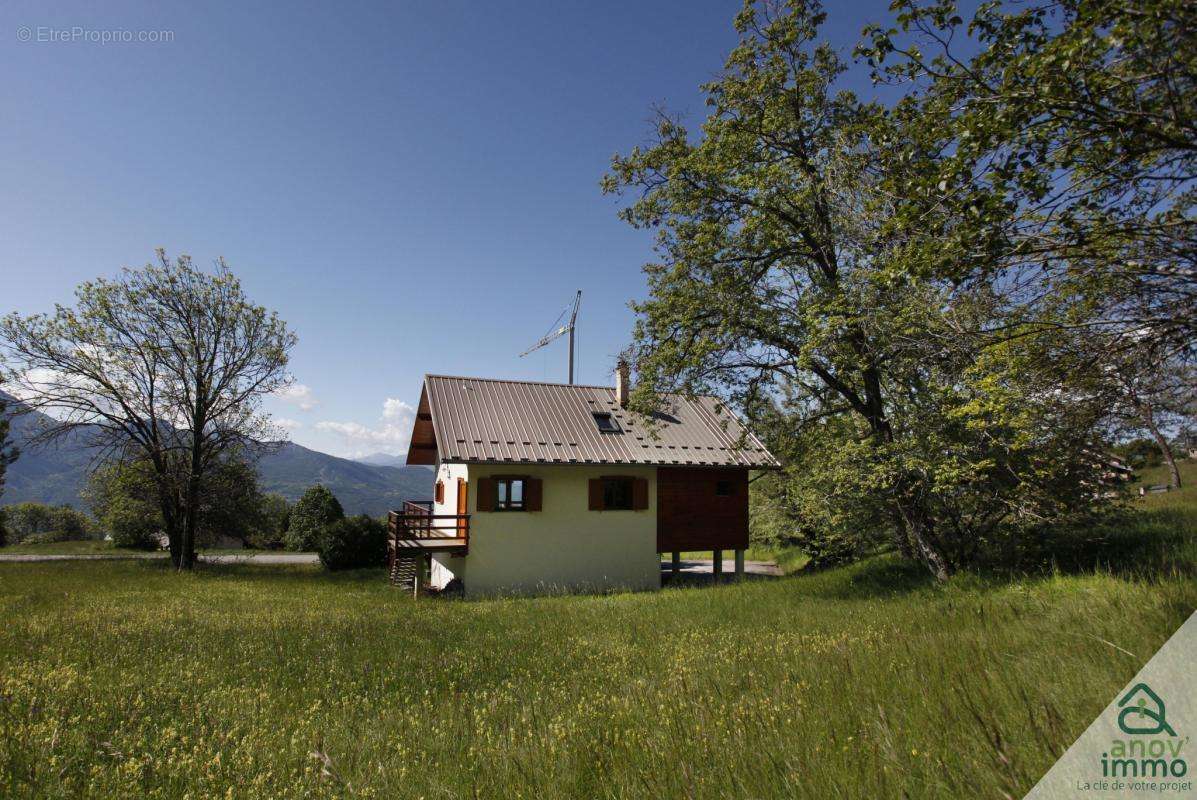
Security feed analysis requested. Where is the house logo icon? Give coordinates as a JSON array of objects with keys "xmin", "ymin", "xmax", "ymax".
[{"xmin": 1117, "ymin": 683, "xmax": 1177, "ymax": 736}]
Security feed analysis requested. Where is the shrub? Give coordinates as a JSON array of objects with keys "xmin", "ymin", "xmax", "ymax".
[
  {"xmin": 247, "ymin": 494, "xmax": 290, "ymax": 550},
  {"xmin": 285, "ymin": 485, "xmax": 343, "ymax": 551},
  {"xmin": 106, "ymin": 497, "xmax": 161, "ymax": 550},
  {"xmin": 22, "ymin": 529, "xmax": 75, "ymax": 545},
  {"xmin": 316, "ymin": 514, "xmax": 386, "ymax": 571},
  {"xmin": 3, "ymin": 502, "xmax": 92, "ymax": 543}
]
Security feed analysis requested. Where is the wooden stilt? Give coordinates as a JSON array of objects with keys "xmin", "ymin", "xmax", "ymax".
[
  {"xmin": 672, "ymin": 551, "xmax": 681, "ymax": 575},
  {"xmin": 734, "ymin": 549, "xmax": 745, "ymax": 581},
  {"xmin": 713, "ymin": 549, "xmax": 723, "ymax": 582}
]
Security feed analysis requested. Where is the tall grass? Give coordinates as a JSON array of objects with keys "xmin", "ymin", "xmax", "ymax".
[{"xmin": 1, "ymin": 470, "xmax": 1194, "ymax": 799}]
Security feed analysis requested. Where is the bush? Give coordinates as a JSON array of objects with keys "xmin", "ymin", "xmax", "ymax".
[
  {"xmin": 105, "ymin": 497, "xmax": 162, "ymax": 550},
  {"xmin": 247, "ymin": 494, "xmax": 290, "ymax": 550},
  {"xmin": 3, "ymin": 502, "xmax": 93, "ymax": 543},
  {"xmin": 316, "ymin": 514, "xmax": 387, "ymax": 571},
  {"xmin": 285, "ymin": 485, "xmax": 343, "ymax": 551}
]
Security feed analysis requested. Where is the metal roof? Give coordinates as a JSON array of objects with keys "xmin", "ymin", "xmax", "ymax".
[{"xmin": 408, "ymin": 374, "xmax": 780, "ymax": 468}]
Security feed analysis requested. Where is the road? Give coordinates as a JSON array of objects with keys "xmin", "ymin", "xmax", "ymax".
[{"xmin": 0, "ymin": 552, "xmax": 320, "ymax": 564}]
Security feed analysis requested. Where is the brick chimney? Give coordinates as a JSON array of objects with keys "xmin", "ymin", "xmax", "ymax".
[{"xmin": 615, "ymin": 359, "xmax": 630, "ymax": 407}]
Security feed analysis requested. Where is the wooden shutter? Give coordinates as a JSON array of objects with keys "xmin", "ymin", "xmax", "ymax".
[
  {"xmin": 476, "ymin": 477, "xmax": 495, "ymax": 512},
  {"xmin": 525, "ymin": 477, "xmax": 542, "ymax": 511},
  {"xmin": 632, "ymin": 477, "xmax": 649, "ymax": 510},
  {"xmin": 434, "ymin": 480, "xmax": 445, "ymax": 504},
  {"xmin": 588, "ymin": 478, "xmax": 603, "ymax": 510}
]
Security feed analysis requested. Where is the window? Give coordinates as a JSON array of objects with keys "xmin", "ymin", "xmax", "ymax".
[
  {"xmin": 715, "ymin": 480, "xmax": 732, "ymax": 497},
  {"xmin": 592, "ymin": 412, "xmax": 620, "ymax": 433},
  {"xmin": 589, "ymin": 476, "xmax": 647, "ymax": 511},
  {"xmin": 602, "ymin": 477, "xmax": 634, "ymax": 510},
  {"xmin": 495, "ymin": 477, "xmax": 526, "ymax": 511}
]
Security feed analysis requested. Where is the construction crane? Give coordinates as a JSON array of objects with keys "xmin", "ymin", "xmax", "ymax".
[{"xmin": 519, "ymin": 290, "xmax": 582, "ymax": 384}]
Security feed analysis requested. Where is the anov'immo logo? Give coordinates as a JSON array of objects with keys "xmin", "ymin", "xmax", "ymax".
[{"xmin": 1101, "ymin": 683, "xmax": 1188, "ymax": 780}]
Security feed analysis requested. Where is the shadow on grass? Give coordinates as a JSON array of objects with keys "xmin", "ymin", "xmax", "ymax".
[
  {"xmin": 790, "ymin": 504, "xmax": 1197, "ymax": 602},
  {"xmin": 997, "ymin": 507, "xmax": 1197, "ymax": 580}
]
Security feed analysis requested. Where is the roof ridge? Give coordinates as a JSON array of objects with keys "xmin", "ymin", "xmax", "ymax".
[
  {"xmin": 425, "ymin": 374, "xmax": 614, "ymax": 391},
  {"xmin": 423, "ymin": 374, "xmax": 730, "ymax": 404}
]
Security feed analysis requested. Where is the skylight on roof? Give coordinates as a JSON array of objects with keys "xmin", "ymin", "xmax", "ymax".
[{"xmin": 593, "ymin": 412, "xmax": 620, "ymax": 433}]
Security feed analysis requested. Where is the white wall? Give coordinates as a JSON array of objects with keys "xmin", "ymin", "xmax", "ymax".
[
  {"xmin": 432, "ymin": 463, "xmax": 660, "ymax": 597},
  {"xmin": 430, "ymin": 462, "xmax": 469, "ymax": 590}
]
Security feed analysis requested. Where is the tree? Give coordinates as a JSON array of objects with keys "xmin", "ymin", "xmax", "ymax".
[
  {"xmin": 861, "ymin": 0, "xmax": 1196, "ymax": 363},
  {"xmin": 0, "ymin": 385, "xmax": 18, "ymax": 546},
  {"xmin": 87, "ymin": 458, "xmax": 163, "ymax": 549},
  {"xmin": 0, "ymin": 251, "xmax": 295, "ymax": 569},
  {"xmin": 2, "ymin": 502, "xmax": 92, "ymax": 543},
  {"xmin": 1103, "ymin": 345, "xmax": 1194, "ymax": 488},
  {"xmin": 250, "ymin": 494, "xmax": 291, "ymax": 550},
  {"xmin": 88, "ymin": 452, "xmax": 276, "ymax": 549},
  {"xmin": 316, "ymin": 514, "xmax": 386, "ymax": 571},
  {"xmin": 603, "ymin": 0, "xmax": 1113, "ymax": 579},
  {"xmin": 286, "ymin": 484, "xmax": 343, "ymax": 552}
]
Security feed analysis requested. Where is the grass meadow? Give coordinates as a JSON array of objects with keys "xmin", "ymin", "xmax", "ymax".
[{"xmin": 1, "ymin": 462, "xmax": 1195, "ymax": 799}]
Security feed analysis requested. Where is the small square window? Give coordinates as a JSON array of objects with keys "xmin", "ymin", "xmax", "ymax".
[
  {"xmin": 495, "ymin": 477, "xmax": 526, "ymax": 511},
  {"xmin": 593, "ymin": 412, "xmax": 620, "ymax": 433},
  {"xmin": 715, "ymin": 480, "xmax": 732, "ymax": 497},
  {"xmin": 602, "ymin": 477, "xmax": 634, "ymax": 510}
]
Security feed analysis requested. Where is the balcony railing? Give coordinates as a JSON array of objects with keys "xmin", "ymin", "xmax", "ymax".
[
  {"xmin": 403, "ymin": 499, "xmax": 434, "ymax": 516},
  {"xmin": 387, "ymin": 505, "xmax": 469, "ymax": 558}
]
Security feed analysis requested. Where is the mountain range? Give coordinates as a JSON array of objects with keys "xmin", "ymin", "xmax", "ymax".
[
  {"xmin": 353, "ymin": 452, "xmax": 409, "ymax": 468},
  {"xmin": 0, "ymin": 392, "xmax": 433, "ymax": 517}
]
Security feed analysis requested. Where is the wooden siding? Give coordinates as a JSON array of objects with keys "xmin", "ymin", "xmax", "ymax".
[{"xmin": 656, "ymin": 467, "xmax": 749, "ymax": 552}]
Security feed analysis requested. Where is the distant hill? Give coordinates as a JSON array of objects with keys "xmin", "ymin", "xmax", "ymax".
[
  {"xmin": 257, "ymin": 443, "xmax": 432, "ymax": 515},
  {"xmin": 354, "ymin": 452, "xmax": 408, "ymax": 468},
  {"xmin": 0, "ymin": 392, "xmax": 433, "ymax": 516}
]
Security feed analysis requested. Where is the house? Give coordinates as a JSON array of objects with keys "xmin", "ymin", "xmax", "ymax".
[{"xmin": 389, "ymin": 363, "xmax": 780, "ymax": 596}]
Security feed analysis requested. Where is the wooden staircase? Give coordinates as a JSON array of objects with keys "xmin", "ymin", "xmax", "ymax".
[
  {"xmin": 386, "ymin": 501, "xmax": 469, "ymax": 596},
  {"xmin": 390, "ymin": 553, "xmax": 422, "ymax": 596}
]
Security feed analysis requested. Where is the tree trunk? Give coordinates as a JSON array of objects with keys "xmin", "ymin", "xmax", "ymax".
[
  {"xmin": 1139, "ymin": 401, "xmax": 1182, "ymax": 489},
  {"xmin": 180, "ymin": 474, "xmax": 200, "ymax": 570},
  {"xmin": 158, "ymin": 488, "xmax": 182, "ymax": 569},
  {"xmin": 894, "ymin": 497, "xmax": 952, "ymax": 582},
  {"xmin": 909, "ymin": 520, "xmax": 952, "ymax": 582}
]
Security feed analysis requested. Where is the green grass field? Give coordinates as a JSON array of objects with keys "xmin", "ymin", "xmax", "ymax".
[
  {"xmin": 1, "ymin": 463, "xmax": 1195, "ymax": 799},
  {"xmin": 0, "ymin": 538, "xmax": 146, "ymax": 555}
]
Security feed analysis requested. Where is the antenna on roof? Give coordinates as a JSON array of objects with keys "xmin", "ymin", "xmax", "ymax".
[{"xmin": 519, "ymin": 290, "xmax": 582, "ymax": 384}]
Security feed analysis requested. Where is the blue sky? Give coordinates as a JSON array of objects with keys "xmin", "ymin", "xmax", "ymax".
[{"xmin": 2, "ymin": 0, "xmax": 913, "ymax": 458}]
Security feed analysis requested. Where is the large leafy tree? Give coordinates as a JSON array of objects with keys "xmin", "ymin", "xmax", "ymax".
[
  {"xmin": 88, "ymin": 452, "xmax": 276, "ymax": 550},
  {"xmin": 0, "ymin": 251, "xmax": 295, "ymax": 569},
  {"xmin": 286, "ymin": 484, "xmax": 344, "ymax": 552},
  {"xmin": 604, "ymin": 0, "xmax": 1112, "ymax": 579},
  {"xmin": 861, "ymin": 0, "xmax": 1196, "ymax": 359}
]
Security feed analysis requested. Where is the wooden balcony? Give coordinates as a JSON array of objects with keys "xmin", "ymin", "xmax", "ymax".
[{"xmin": 386, "ymin": 502, "xmax": 469, "ymax": 564}]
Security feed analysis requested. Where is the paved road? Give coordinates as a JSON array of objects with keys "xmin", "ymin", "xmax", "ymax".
[{"xmin": 0, "ymin": 552, "xmax": 320, "ymax": 564}]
